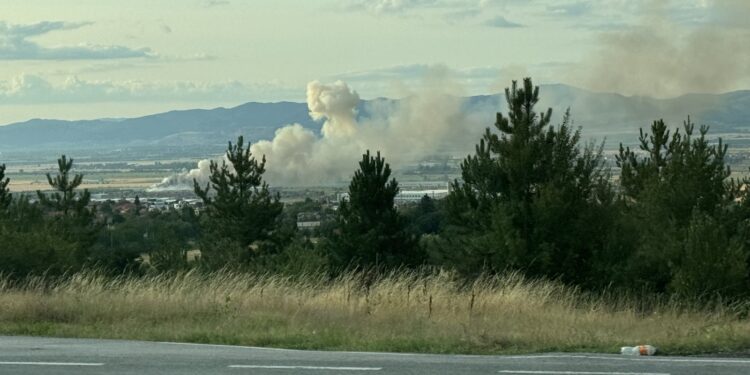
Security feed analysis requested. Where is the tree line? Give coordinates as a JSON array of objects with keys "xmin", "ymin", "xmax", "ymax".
[{"xmin": 1, "ymin": 78, "xmax": 749, "ymax": 300}]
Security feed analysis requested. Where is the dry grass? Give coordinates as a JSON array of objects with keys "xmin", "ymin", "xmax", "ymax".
[{"xmin": 1, "ymin": 270, "xmax": 749, "ymax": 355}]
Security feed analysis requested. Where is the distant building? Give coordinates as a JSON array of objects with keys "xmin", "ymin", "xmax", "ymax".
[
  {"xmin": 297, "ymin": 212, "xmax": 321, "ymax": 230},
  {"xmin": 395, "ymin": 189, "xmax": 449, "ymax": 204},
  {"xmin": 334, "ymin": 185, "xmax": 450, "ymax": 206}
]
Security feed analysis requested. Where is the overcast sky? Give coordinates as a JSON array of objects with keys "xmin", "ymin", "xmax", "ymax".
[{"xmin": 0, "ymin": 0, "xmax": 748, "ymax": 125}]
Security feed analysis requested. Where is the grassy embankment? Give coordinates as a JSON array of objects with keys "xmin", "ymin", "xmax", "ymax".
[{"xmin": 1, "ymin": 270, "xmax": 749, "ymax": 355}]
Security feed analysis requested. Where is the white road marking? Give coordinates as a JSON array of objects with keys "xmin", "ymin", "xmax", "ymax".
[
  {"xmin": 229, "ymin": 365, "xmax": 382, "ymax": 371},
  {"xmin": 505, "ymin": 354, "xmax": 750, "ymax": 364},
  {"xmin": 498, "ymin": 371, "xmax": 669, "ymax": 375},
  {"xmin": 0, "ymin": 361, "xmax": 104, "ymax": 366},
  {"xmin": 154, "ymin": 342, "xmax": 749, "ymax": 363}
]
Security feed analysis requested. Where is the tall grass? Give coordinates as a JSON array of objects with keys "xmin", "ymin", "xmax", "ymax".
[{"xmin": 1, "ymin": 269, "xmax": 749, "ymax": 355}]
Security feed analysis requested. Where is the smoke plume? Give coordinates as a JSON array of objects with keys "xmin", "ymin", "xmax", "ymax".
[
  {"xmin": 576, "ymin": 1, "xmax": 750, "ymax": 98},
  {"xmin": 307, "ymin": 80, "xmax": 360, "ymax": 139},
  {"xmin": 152, "ymin": 69, "xmax": 486, "ymax": 189},
  {"xmin": 254, "ymin": 71, "xmax": 480, "ymax": 186},
  {"xmin": 152, "ymin": 156, "xmax": 235, "ymax": 191}
]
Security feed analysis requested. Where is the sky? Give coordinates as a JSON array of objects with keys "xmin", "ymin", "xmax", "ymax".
[{"xmin": 0, "ymin": 0, "xmax": 749, "ymax": 125}]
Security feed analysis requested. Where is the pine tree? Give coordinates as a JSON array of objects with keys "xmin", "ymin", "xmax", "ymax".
[
  {"xmin": 616, "ymin": 118, "xmax": 745, "ymax": 295},
  {"xmin": 0, "ymin": 195, "xmax": 79, "ymax": 277},
  {"xmin": 445, "ymin": 78, "xmax": 610, "ymax": 281},
  {"xmin": 194, "ymin": 136, "xmax": 283, "ymax": 266},
  {"xmin": 617, "ymin": 117, "xmax": 731, "ymax": 223},
  {"xmin": 37, "ymin": 155, "xmax": 92, "ymax": 219},
  {"xmin": 134, "ymin": 195, "xmax": 142, "ymax": 215},
  {"xmin": 407, "ymin": 195, "xmax": 443, "ymax": 235},
  {"xmin": 329, "ymin": 150, "xmax": 420, "ymax": 269},
  {"xmin": 34, "ymin": 155, "xmax": 96, "ymax": 268},
  {"xmin": 0, "ymin": 163, "xmax": 10, "ymax": 211}
]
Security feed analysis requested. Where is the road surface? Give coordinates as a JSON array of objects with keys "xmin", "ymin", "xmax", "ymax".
[{"xmin": 1, "ymin": 336, "xmax": 749, "ymax": 374}]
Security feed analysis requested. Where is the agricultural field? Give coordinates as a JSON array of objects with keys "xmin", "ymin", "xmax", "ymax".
[{"xmin": 1, "ymin": 146, "xmax": 465, "ymax": 199}]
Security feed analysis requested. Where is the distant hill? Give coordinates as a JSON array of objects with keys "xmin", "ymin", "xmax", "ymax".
[
  {"xmin": 0, "ymin": 102, "xmax": 316, "ymax": 150},
  {"xmin": 465, "ymin": 84, "xmax": 750, "ymax": 149},
  {"xmin": 468, "ymin": 85, "xmax": 750, "ymax": 140},
  {"xmin": 1, "ymin": 84, "xmax": 748, "ymax": 151}
]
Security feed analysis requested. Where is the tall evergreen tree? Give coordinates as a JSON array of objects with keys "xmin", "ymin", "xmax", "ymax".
[
  {"xmin": 33, "ymin": 155, "xmax": 97, "ymax": 269},
  {"xmin": 194, "ymin": 136, "xmax": 283, "ymax": 266},
  {"xmin": 0, "ymin": 197, "xmax": 79, "ymax": 277},
  {"xmin": 616, "ymin": 118, "xmax": 747, "ymax": 296},
  {"xmin": 617, "ymin": 118, "xmax": 731, "ymax": 223},
  {"xmin": 0, "ymin": 163, "xmax": 10, "ymax": 211},
  {"xmin": 37, "ymin": 155, "xmax": 92, "ymax": 220},
  {"xmin": 405, "ymin": 195, "xmax": 444, "ymax": 236},
  {"xmin": 445, "ymin": 78, "xmax": 611, "ymax": 282},
  {"xmin": 329, "ymin": 150, "xmax": 420, "ymax": 269}
]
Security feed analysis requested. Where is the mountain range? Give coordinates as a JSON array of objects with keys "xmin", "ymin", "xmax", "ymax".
[{"xmin": 1, "ymin": 84, "xmax": 748, "ymax": 152}]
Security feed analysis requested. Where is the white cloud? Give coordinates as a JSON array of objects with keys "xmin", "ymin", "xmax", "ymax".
[
  {"xmin": 0, "ymin": 74, "xmax": 298, "ymax": 104},
  {"xmin": 203, "ymin": 0, "xmax": 230, "ymax": 7},
  {"xmin": 483, "ymin": 15, "xmax": 523, "ymax": 27},
  {"xmin": 331, "ymin": 63, "xmax": 567, "ymax": 95},
  {"xmin": 344, "ymin": 0, "xmax": 439, "ymax": 14},
  {"xmin": 546, "ymin": 1, "xmax": 591, "ymax": 17},
  {"xmin": 0, "ymin": 21, "xmax": 154, "ymax": 60},
  {"xmin": 340, "ymin": 0, "xmax": 514, "ymax": 22}
]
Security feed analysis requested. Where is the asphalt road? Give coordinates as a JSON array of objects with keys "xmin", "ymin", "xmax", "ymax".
[{"xmin": 1, "ymin": 336, "xmax": 749, "ymax": 374}]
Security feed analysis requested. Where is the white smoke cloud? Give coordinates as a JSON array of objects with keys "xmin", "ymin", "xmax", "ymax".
[
  {"xmin": 573, "ymin": 1, "xmax": 750, "ymax": 97},
  {"xmin": 152, "ymin": 158, "xmax": 221, "ymax": 191},
  {"xmin": 152, "ymin": 68, "xmax": 487, "ymax": 189},
  {"xmin": 306, "ymin": 80, "xmax": 360, "ymax": 139},
  {"xmin": 254, "ymin": 70, "xmax": 480, "ymax": 186},
  {"xmin": 242, "ymin": 80, "xmax": 368, "ymax": 186},
  {"xmin": 249, "ymin": 124, "xmax": 354, "ymax": 186}
]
